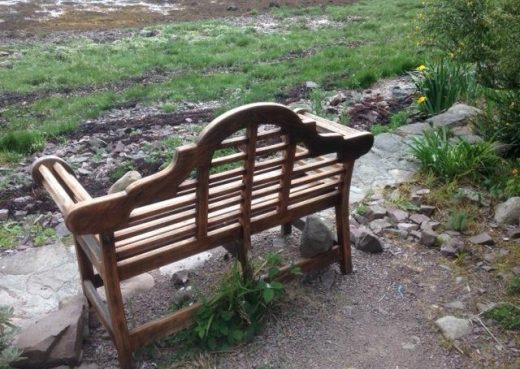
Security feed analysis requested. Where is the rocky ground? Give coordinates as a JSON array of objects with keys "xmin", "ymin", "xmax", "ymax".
[{"xmin": 1, "ymin": 2, "xmax": 519, "ymax": 368}]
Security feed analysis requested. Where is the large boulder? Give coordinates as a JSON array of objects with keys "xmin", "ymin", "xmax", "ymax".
[
  {"xmin": 494, "ymin": 197, "xmax": 520, "ymax": 225},
  {"xmin": 13, "ymin": 296, "xmax": 88, "ymax": 369},
  {"xmin": 426, "ymin": 104, "xmax": 481, "ymax": 129},
  {"xmin": 108, "ymin": 170, "xmax": 142, "ymax": 194},
  {"xmin": 300, "ymin": 215, "xmax": 334, "ymax": 258}
]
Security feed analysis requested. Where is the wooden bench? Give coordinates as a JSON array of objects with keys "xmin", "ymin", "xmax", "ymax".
[{"xmin": 32, "ymin": 103, "xmax": 373, "ymax": 369}]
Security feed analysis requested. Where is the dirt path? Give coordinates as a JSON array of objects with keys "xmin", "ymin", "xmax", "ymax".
[{"xmin": 81, "ymin": 223, "xmax": 505, "ymax": 369}]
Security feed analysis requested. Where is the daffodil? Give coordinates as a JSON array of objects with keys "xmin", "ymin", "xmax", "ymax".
[
  {"xmin": 417, "ymin": 96, "xmax": 427, "ymax": 104},
  {"xmin": 513, "ymin": 168, "xmax": 519, "ymax": 175},
  {"xmin": 416, "ymin": 64, "xmax": 427, "ymax": 71}
]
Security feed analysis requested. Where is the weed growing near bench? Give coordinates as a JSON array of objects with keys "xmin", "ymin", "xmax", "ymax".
[
  {"xmin": 484, "ymin": 303, "xmax": 520, "ymax": 331},
  {"xmin": 167, "ymin": 253, "xmax": 300, "ymax": 353}
]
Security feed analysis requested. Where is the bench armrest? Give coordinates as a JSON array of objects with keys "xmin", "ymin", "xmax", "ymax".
[{"xmin": 32, "ymin": 156, "xmax": 92, "ymax": 219}]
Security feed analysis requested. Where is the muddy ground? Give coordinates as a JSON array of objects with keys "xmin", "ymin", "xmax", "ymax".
[{"xmin": 0, "ymin": 0, "xmax": 355, "ymax": 36}]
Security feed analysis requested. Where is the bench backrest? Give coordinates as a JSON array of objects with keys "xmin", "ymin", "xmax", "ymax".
[{"xmin": 65, "ymin": 103, "xmax": 372, "ymax": 235}]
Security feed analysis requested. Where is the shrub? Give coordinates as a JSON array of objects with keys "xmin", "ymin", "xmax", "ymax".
[
  {"xmin": 408, "ymin": 128, "xmax": 501, "ymax": 183},
  {"xmin": 418, "ymin": 0, "xmax": 520, "ymax": 155},
  {"xmin": 0, "ymin": 306, "xmax": 21, "ymax": 368},
  {"xmin": 447, "ymin": 211, "xmax": 468, "ymax": 232},
  {"xmin": 410, "ymin": 60, "xmax": 477, "ymax": 116},
  {"xmin": 484, "ymin": 303, "xmax": 520, "ymax": 330}
]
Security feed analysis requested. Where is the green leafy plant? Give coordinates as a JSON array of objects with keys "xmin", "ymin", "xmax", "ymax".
[
  {"xmin": 508, "ymin": 276, "xmax": 520, "ymax": 295},
  {"xmin": 370, "ymin": 110, "xmax": 410, "ymax": 135},
  {"xmin": 0, "ymin": 222, "xmax": 23, "ymax": 249},
  {"xmin": 109, "ymin": 161, "xmax": 135, "ymax": 183},
  {"xmin": 408, "ymin": 128, "xmax": 501, "ymax": 183},
  {"xmin": 484, "ymin": 303, "xmax": 520, "ymax": 330},
  {"xmin": 0, "ymin": 306, "xmax": 21, "ymax": 368},
  {"xmin": 410, "ymin": 60, "xmax": 477, "ymax": 116},
  {"xmin": 181, "ymin": 253, "xmax": 296, "ymax": 351},
  {"xmin": 447, "ymin": 211, "xmax": 468, "ymax": 232},
  {"xmin": 0, "ymin": 131, "xmax": 44, "ymax": 155}
]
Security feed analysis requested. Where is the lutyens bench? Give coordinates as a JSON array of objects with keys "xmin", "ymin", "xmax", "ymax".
[{"xmin": 32, "ymin": 103, "xmax": 373, "ymax": 368}]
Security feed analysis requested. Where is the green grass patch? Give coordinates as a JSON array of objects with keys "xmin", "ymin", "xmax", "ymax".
[
  {"xmin": 0, "ymin": 0, "xmax": 425, "ymax": 156},
  {"xmin": 484, "ymin": 303, "xmax": 520, "ymax": 330},
  {"xmin": 0, "ymin": 222, "xmax": 23, "ymax": 249}
]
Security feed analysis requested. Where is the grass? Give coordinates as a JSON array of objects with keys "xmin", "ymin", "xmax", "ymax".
[
  {"xmin": 0, "ymin": 221, "xmax": 57, "ymax": 248},
  {"xmin": 0, "ymin": 0, "xmax": 425, "ymax": 157},
  {"xmin": 484, "ymin": 303, "xmax": 520, "ymax": 330},
  {"xmin": 370, "ymin": 110, "xmax": 410, "ymax": 135}
]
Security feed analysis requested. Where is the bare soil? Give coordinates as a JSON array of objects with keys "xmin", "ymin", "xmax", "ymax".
[{"xmin": 0, "ymin": 0, "xmax": 356, "ymax": 36}]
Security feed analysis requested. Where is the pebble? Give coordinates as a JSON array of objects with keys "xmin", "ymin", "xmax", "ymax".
[
  {"xmin": 0, "ymin": 209, "xmax": 8, "ymax": 221},
  {"xmin": 469, "ymin": 232, "xmax": 494, "ymax": 246}
]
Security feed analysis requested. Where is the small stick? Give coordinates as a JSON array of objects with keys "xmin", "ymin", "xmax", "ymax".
[{"xmin": 473, "ymin": 316, "xmax": 504, "ymax": 351}]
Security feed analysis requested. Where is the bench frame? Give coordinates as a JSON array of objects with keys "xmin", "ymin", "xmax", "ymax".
[{"xmin": 32, "ymin": 103, "xmax": 373, "ymax": 369}]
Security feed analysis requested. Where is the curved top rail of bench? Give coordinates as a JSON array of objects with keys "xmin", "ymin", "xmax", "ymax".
[{"xmin": 61, "ymin": 103, "xmax": 373, "ymax": 234}]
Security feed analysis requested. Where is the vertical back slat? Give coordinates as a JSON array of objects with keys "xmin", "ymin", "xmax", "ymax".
[
  {"xmin": 196, "ymin": 166, "xmax": 210, "ymax": 239},
  {"xmin": 278, "ymin": 133, "xmax": 296, "ymax": 214},
  {"xmin": 237, "ymin": 124, "xmax": 258, "ymax": 266}
]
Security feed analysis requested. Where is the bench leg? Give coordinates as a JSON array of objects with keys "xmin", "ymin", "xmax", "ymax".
[
  {"xmin": 280, "ymin": 223, "xmax": 292, "ymax": 236},
  {"xmin": 101, "ymin": 234, "xmax": 135, "ymax": 369},
  {"xmin": 336, "ymin": 202, "xmax": 352, "ymax": 274},
  {"xmin": 336, "ymin": 161, "xmax": 354, "ymax": 275}
]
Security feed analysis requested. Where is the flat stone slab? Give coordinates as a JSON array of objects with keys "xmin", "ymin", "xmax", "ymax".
[{"xmin": 0, "ymin": 242, "xmax": 80, "ymax": 328}]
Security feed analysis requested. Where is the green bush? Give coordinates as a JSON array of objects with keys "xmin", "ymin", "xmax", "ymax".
[
  {"xmin": 408, "ymin": 128, "xmax": 501, "ymax": 183},
  {"xmin": 484, "ymin": 303, "xmax": 520, "ymax": 330},
  {"xmin": 0, "ymin": 306, "xmax": 21, "ymax": 368},
  {"xmin": 410, "ymin": 60, "xmax": 477, "ymax": 116},
  {"xmin": 418, "ymin": 0, "xmax": 520, "ymax": 155}
]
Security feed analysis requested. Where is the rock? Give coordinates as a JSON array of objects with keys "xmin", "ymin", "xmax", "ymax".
[
  {"xmin": 120, "ymin": 273, "xmax": 155, "ymax": 300},
  {"xmin": 329, "ymin": 93, "xmax": 345, "ymax": 106},
  {"xmin": 508, "ymin": 227, "xmax": 520, "ymax": 239},
  {"xmin": 365, "ymin": 204, "xmax": 387, "ymax": 220},
  {"xmin": 172, "ymin": 286, "xmax": 194, "ymax": 307},
  {"xmin": 139, "ymin": 29, "xmax": 158, "ymax": 37},
  {"xmin": 451, "ymin": 125, "xmax": 473, "ymax": 136},
  {"xmin": 368, "ymin": 218, "xmax": 392, "ymax": 234},
  {"xmin": 355, "ymin": 228, "xmax": 384, "ymax": 253},
  {"xmin": 410, "ymin": 213, "xmax": 430, "ymax": 225},
  {"xmin": 55, "ymin": 222, "xmax": 71, "ymax": 238},
  {"xmin": 420, "ymin": 229, "xmax": 438, "ymax": 247},
  {"xmin": 14, "ymin": 210, "xmax": 28, "ymax": 219},
  {"xmin": 441, "ymin": 239, "xmax": 464, "ymax": 257},
  {"xmin": 78, "ymin": 364, "xmax": 99, "ymax": 369},
  {"xmin": 13, "ymin": 296, "xmax": 88, "ymax": 369},
  {"xmin": 469, "ymin": 232, "xmax": 494, "ymax": 246},
  {"xmin": 388, "ymin": 208, "xmax": 409, "ymax": 223},
  {"xmin": 426, "ymin": 104, "xmax": 481, "ymax": 129},
  {"xmin": 396, "ymin": 122, "xmax": 432, "ymax": 136},
  {"xmin": 450, "ymin": 134, "xmax": 483, "ymax": 145},
  {"xmin": 445, "ymin": 301, "xmax": 465, "ymax": 310},
  {"xmin": 456, "ymin": 187, "xmax": 489, "ymax": 206},
  {"xmin": 397, "ymin": 223, "xmax": 419, "ymax": 232},
  {"xmin": 227, "ymin": 5, "xmax": 238, "ymax": 11},
  {"xmin": 305, "ymin": 81, "xmax": 319, "ymax": 89},
  {"xmin": 435, "ymin": 316, "xmax": 472, "ymax": 340},
  {"xmin": 108, "ymin": 170, "xmax": 142, "ymax": 194},
  {"xmin": 476, "ymin": 302, "xmax": 497, "ymax": 314},
  {"xmin": 512, "ymin": 266, "xmax": 520, "ymax": 276},
  {"xmin": 494, "ymin": 197, "xmax": 520, "ymax": 225},
  {"xmin": 171, "ymin": 270, "xmax": 189, "ymax": 286},
  {"xmin": 0, "ymin": 208, "xmax": 8, "ymax": 220},
  {"xmin": 350, "ymin": 227, "xmax": 361, "ymax": 245},
  {"xmin": 419, "ymin": 205, "xmax": 435, "ymax": 216},
  {"xmin": 300, "ymin": 215, "xmax": 334, "ymax": 258},
  {"xmin": 421, "ymin": 221, "xmax": 440, "ymax": 231}
]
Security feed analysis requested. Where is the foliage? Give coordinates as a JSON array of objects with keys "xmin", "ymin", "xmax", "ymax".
[
  {"xmin": 109, "ymin": 161, "xmax": 135, "ymax": 183},
  {"xmin": 0, "ymin": 306, "xmax": 21, "ymax": 368},
  {"xmin": 508, "ymin": 276, "xmax": 520, "ymax": 295},
  {"xmin": 0, "ymin": 222, "xmax": 23, "ymax": 249},
  {"xmin": 418, "ymin": 0, "xmax": 520, "ymax": 155},
  {"xmin": 410, "ymin": 60, "xmax": 477, "ymax": 116},
  {"xmin": 370, "ymin": 110, "xmax": 410, "ymax": 135},
  {"xmin": 181, "ymin": 253, "xmax": 297, "ymax": 351},
  {"xmin": 408, "ymin": 128, "xmax": 501, "ymax": 184},
  {"xmin": 446, "ymin": 211, "xmax": 468, "ymax": 232},
  {"xmin": 484, "ymin": 303, "xmax": 520, "ymax": 330},
  {"xmin": 476, "ymin": 90, "xmax": 520, "ymax": 157},
  {"xmin": 0, "ymin": 131, "xmax": 44, "ymax": 155},
  {"xmin": 143, "ymin": 137, "xmax": 184, "ymax": 169}
]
